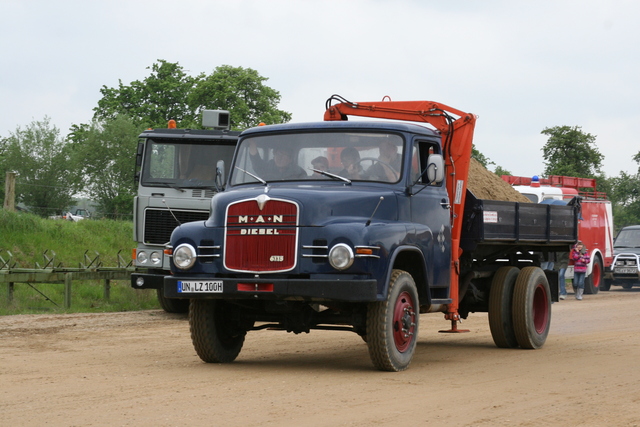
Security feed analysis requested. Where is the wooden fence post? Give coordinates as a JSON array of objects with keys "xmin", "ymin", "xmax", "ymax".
[
  {"xmin": 7, "ymin": 282, "xmax": 14, "ymax": 303},
  {"xmin": 3, "ymin": 171, "xmax": 17, "ymax": 212},
  {"xmin": 104, "ymin": 279, "xmax": 111, "ymax": 300},
  {"xmin": 64, "ymin": 273, "xmax": 72, "ymax": 309}
]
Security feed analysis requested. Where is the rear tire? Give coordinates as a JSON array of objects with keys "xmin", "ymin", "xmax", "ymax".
[
  {"xmin": 488, "ymin": 266, "xmax": 520, "ymax": 348},
  {"xmin": 366, "ymin": 270, "xmax": 419, "ymax": 372},
  {"xmin": 512, "ymin": 267, "xmax": 551, "ymax": 349},
  {"xmin": 189, "ymin": 299, "xmax": 246, "ymax": 363},
  {"xmin": 156, "ymin": 288, "xmax": 189, "ymax": 313},
  {"xmin": 584, "ymin": 255, "xmax": 602, "ymax": 295}
]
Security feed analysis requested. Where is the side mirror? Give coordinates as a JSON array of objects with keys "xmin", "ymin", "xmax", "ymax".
[
  {"xmin": 426, "ymin": 154, "xmax": 444, "ymax": 183},
  {"xmin": 216, "ymin": 160, "xmax": 226, "ymax": 190},
  {"xmin": 135, "ymin": 141, "xmax": 144, "ymax": 167},
  {"xmin": 134, "ymin": 141, "xmax": 144, "ymax": 185}
]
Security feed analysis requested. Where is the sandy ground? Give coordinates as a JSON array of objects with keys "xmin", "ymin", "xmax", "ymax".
[{"xmin": 1, "ymin": 288, "xmax": 640, "ymax": 427}]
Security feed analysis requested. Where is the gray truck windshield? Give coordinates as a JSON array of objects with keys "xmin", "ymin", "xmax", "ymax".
[
  {"xmin": 229, "ymin": 131, "xmax": 404, "ymax": 185},
  {"xmin": 141, "ymin": 139, "xmax": 236, "ymax": 188}
]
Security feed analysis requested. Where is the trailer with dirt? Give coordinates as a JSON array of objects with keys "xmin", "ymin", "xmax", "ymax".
[{"xmin": 162, "ymin": 96, "xmax": 579, "ymax": 371}]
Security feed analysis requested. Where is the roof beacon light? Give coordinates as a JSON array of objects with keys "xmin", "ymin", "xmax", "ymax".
[{"xmin": 531, "ymin": 175, "xmax": 541, "ymax": 187}]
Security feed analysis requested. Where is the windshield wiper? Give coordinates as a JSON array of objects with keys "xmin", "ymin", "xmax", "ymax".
[
  {"xmin": 235, "ymin": 167, "xmax": 267, "ymax": 185},
  {"xmin": 309, "ymin": 168, "xmax": 352, "ymax": 184},
  {"xmin": 144, "ymin": 181, "xmax": 186, "ymax": 192}
]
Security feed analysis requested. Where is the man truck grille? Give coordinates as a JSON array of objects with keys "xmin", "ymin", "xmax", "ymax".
[
  {"xmin": 144, "ymin": 208, "xmax": 209, "ymax": 245},
  {"xmin": 224, "ymin": 197, "xmax": 299, "ymax": 273}
]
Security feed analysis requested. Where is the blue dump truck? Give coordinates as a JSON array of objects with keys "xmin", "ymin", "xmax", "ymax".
[{"xmin": 162, "ymin": 96, "xmax": 579, "ymax": 371}]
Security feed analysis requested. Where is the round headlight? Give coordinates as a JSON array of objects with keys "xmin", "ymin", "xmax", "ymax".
[
  {"xmin": 173, "ymin": 243, "xmax": 197, "ymax": 270},
  {"xmin": 137, "ymin": 251, "xmax": 148, "ymax": 265},
  {"xmin": 150, "ymin": 251, "xmax": 162, "ymax": 265},
  {"xmin": 328, "ymin": 243, "xmax": 354, "ymax": 270}
]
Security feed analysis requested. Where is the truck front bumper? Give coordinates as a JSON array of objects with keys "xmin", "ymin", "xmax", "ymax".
[
  {"xmin": 131, "ymin": 272, "xmax": 164, "ymax": 289},
  {"xmin": 610, "ymin": 253, "xmax": 640, "ymax": 281},
  {"xmin": 163, "ymin": 276, "xmax": 379, "ymax": 302}
]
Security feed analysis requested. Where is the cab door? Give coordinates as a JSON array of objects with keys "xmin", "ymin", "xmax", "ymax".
[{"xmin": 408, "ymin": 140, "xmax": 451, "ymax": 296}]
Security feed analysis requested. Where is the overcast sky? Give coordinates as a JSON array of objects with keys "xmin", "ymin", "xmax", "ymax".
[{"xmin": 1, "ymin": 0, "xmax": 638, "ymax": 178}]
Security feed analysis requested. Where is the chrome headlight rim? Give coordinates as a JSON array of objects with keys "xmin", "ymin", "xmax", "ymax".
[
  {"xmin": 173, "ymin": 243, "xmax": 197, "ymax": 270},
  {"xmin": 328, "ymin": 243, "xmax": 354, "ymax": 270},
  {"xmin": 136, "ymin": 250, "xmax": 149, "ymax": 265},
  {"xmin": 150, "ymin": 251, "xmax": 162, "ymax": 265}
]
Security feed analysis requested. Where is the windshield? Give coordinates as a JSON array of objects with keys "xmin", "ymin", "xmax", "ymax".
[
  {"xmin": 229, "ymin": 131, "xmax": 404, "ymax": 185},
  {"xmin": 140, "ymin": 139, "xmax": 236, "ymax": 188},
  {"xmin": 615, "ymin": 228, "xmax": 640, "ymax": 248}
]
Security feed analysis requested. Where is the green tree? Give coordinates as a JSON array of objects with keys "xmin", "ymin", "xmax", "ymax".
[
  {"xmin": 3, "ymin": 118, "xmax": 77, "ymax": 216},
  {"xmin": 472, "ymin": 144, "xmax": 494, "ymax": 168},
  {"xmin": 605, "ymin": 152, "xmax": 640, "ymax": 230},
  {"xmin": 188, "ymin": 65, "xmax": 291, "ymax": 129},
  {"xmin": 93, "ymin": 60, "xmax": 291, "ymax": 130},
  {"xmin": 494, "ymin": 165, "xmax": 511, "ymax": 177},
  {"xmin": 69, "ymin": 116, "xmax": 141, "ymax": 219},
  {"xmin": 541, "ymin": 126, "xmax": 604, "ymax": 178}
]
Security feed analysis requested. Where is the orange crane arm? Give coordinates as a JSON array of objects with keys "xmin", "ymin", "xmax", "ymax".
[{"xmin": 324, "ymin": 96, "xmax": 478, "ymax": 324}]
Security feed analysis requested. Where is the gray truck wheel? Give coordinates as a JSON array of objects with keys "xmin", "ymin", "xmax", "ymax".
[
  {"xmin": 584, "ymin": 255, "xmax": 602, "ymax": 295},
  {"xmin": 189, "ymin": 299, "xmax": 245, "ymax": 363},
  {"xmin": 366, "ymin": 269, "xmax": 419, "ymax": 372},
  {"xmin": 512, "ymin": 267, "xmax": 551, "ymax": 349},
  {"xmin": 156, "ymin": 289, "xmax": 189, "ymax": 313},
  {"xmin": 488, "ymin": 266, "xmax": 520, "ymax": 348}
]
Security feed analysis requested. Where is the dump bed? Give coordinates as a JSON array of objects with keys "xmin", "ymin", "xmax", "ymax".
[{"xmin": 461, "ymin": 191, "xmax": 578, "ymax": 252}]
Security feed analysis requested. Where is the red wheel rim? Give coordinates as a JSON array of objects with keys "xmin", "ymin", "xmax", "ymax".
[
  {"xmin": 532, "ymin": 283, "xmax": 549, "ymax": 334},
  {"xmin": 393, "ymin": 290, "xmax": 416, "ymax": 352}
]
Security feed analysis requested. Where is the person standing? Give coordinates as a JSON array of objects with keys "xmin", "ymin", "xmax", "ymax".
[
  {"xmin": 571, "ymin": 241, "xmax": 590, "ymax": 300},
  {"xmin": 556, "ymin": 250, "xmax": 569, "ymax": 300}
]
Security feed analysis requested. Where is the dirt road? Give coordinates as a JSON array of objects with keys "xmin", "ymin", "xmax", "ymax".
[{"xmin": 2, "ymin": 288, "xmax": 639, "ymax": 427}]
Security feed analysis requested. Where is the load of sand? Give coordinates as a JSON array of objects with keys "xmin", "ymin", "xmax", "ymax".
[{"xmin": 466, "ymin": 158, "xmax": 531, "ymax": 203}]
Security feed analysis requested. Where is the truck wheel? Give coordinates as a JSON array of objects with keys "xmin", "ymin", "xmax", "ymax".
[
  {"xmin": 488, "ymin": 266, "xmax": 520, "ymax": 348},
  {"xmin": 366, "ymin": 270, "xmax": 419, "ymax": 372},
  {"xmin": 156, "ymin": 289, "xmax": 189, "ymax": 313},
  {"xmin": 512, "ymin": 267, "xmax": 551, "ymax": 349},
  {"xmin": 584, "ymin": 256, "xmax": 602, "ymax": 295},
  {"xmin": 601, "ymin": 279, "xmax": 612, "ymax": 292},
  {"xmin": 189, "ymin": 299, "xmax": 245, "ymax": 363}
]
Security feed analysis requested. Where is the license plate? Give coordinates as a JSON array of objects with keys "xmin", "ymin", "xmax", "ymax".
[
  {"xmin": 615, "ymin": 268, "xmax": 638, "ymax": 275},
  {"xmin": 178, "ymin": 280, "xmax": 223, "ymax": 293}
]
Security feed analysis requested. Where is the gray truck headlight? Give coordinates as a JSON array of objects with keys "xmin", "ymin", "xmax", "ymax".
[
  {"xmin": 150, "ymin": 251, "xmax": 162, "ymax": 265},
  {"xmin": 173, "ymin": 244, "xmax": 197, "ymax": 270},
  {"xmin": 329, "ymin": 243, "xmax": 354, "ymax": 270},
  {"xmin": 137, "ymin": 250, "xmax": 148, "ymax": 265}
]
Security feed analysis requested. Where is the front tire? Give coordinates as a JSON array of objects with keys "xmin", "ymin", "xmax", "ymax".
[
  {"xmin": 512, "ymin": 267, "xmax": 551, "ymax": 349},
  {"xmin": 189, "ymin": 299, "xmax": 246, "ymax": 363},
  {"xmin": 488, "ymin": 266, "xmax": 520, "ymax": 348},
  {"xmin": 366, "ymin": 270, "xmax": 419, "ymax": 372}
]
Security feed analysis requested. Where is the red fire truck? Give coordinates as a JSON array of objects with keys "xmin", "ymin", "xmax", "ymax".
[{"xmin": 502, "ymin": 175, "xmax": 614, "ymax": 294}]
